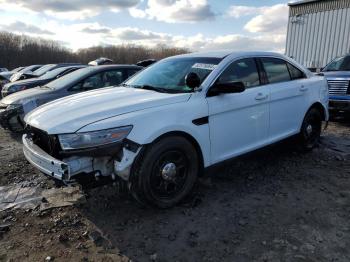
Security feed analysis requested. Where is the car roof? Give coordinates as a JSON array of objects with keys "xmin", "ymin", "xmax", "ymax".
[
  {"xmin": 86, "ymin": 65, "xmax": 142, "ymax": 71},
  {"xmin": 173, "ymin": 50, "xmax": 286, "ymax": 59}
]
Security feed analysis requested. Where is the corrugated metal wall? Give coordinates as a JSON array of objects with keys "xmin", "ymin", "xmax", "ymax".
[{"xmin": 285, "ymin": 0, "xmax": 350, "ymax": 69}]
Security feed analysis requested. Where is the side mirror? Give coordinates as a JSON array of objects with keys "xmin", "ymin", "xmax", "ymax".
[
  {"xmin": 208, "ymin": 81, "xmax": 245, "ymax": 97},
  {"xmin": 185, "ymin": 72, "xmax": 201, "ymax": 89}
]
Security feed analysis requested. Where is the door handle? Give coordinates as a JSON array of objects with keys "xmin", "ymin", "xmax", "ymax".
[
  {"xmin": 300, "ymin": 85, "xmax": 308, "ymax": 92},
  {"xmin": 255, "ymin": 93, "xmax": 268, "ymax": 101}
]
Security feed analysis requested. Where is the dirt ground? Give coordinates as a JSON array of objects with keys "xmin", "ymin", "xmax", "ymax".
[{"xmin": 0, "ymin": 120, "xmax": 349, "ymax": 262}]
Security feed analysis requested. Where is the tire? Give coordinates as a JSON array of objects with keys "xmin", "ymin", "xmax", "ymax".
[
  {"xmin": 129, "ymin": 136, "xmax": 199, "ymax": 208},
  {"xmin": 299, "ymin": 108, "xmax": 322, "ymax": 151}
]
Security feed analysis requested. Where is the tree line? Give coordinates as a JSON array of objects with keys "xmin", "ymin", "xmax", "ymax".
[{"xmin": 0, "ymin": 31, "xmax": 189, "ymax": 70}]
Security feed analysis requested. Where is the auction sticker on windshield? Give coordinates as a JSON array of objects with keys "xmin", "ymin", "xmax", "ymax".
[{"xmin": 192, "ymin": 63, "xmax": 217, "ymax": 71}]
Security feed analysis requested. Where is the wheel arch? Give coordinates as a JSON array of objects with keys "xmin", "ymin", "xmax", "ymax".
[
  {"xmin": 151, "ymin": 131, "xmax": 205, "ymax": 176},
  {"xmin": 299, "ymin": 102, "xmax": 328, "ymax": 132},
  {"xmin": 308, "ymin": 102, "xmax": 327, "ymax": 121}
]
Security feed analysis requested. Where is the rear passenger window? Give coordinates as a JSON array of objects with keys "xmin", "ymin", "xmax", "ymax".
[
  {"xmin": 261, "ymin": 58, "xmax": 291, "ymax": 84},
  {"xmin": 70, "ymin": 73, "xmax": 104, "ymax": 91},
  {"xmin": 287, "ymin": 63, "xmax": 305, "ymax": 80},
  {"xmin": 217, "ymin": 58, "xmax": 260, "ymax": 88},
  {"xmin": 102, "ymin": 70, "xmax": 123, "ymax": 87}
]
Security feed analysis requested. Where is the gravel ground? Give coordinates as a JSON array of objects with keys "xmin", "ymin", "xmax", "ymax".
[{"xmin": 0, "ymin": 120, "xmax": 349, "ymax": 262}]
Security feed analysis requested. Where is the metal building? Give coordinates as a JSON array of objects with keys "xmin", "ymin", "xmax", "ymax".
[{"xmin": 285, "ymin": 0, "xmax": 350, "ymax": 69}]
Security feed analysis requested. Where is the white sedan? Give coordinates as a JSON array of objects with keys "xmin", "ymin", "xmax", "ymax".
[{"xmin": 22, "ymin": 51, "xmax": 329, "ymax": 208}]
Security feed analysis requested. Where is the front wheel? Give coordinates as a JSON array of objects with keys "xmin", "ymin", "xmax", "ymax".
[
  {"xmin": 129, "ymin": 136, "xmax": 199, "ymax": 208},
  {"xmin": 299, "ymin": 108, "xmax": 322, "ymax": 151}
]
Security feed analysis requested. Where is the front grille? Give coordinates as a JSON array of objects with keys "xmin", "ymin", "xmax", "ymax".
[
  {"xmin": 26, "ymin": 126, "xmax": 61, "ymax": 158},
  {"xmin": 327, "ymin": 79, "xmax": 350, "ymax": 96}
]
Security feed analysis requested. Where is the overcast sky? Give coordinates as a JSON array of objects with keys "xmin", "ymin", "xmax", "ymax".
[{"xmin": 0, "ymin": 0, "xmax": 294, "ymax": 52}]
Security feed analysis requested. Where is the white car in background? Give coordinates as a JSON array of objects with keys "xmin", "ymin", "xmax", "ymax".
[{"xmin": 22, "ymin": 51, "xmax": 329, "ymax": 208}]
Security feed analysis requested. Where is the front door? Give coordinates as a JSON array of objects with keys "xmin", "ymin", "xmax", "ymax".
[{"xmin": 206, "ymin": 58, "xmax": 270, "ymax": 164}]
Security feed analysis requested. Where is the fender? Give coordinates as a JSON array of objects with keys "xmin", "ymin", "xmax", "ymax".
[{"xmin": 79, "ymin": 95, "xmax": 212, "ymax": 167}]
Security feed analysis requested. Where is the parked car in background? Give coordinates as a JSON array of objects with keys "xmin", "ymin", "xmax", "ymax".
[
  {"xmin": 0, "ymin": 67, "xmax": 25, "ymax": 90},
  {"xmin": 88, "ymin": 57, "xmax": 113, "ymax": 66},
  {"xmin": 10, "ymin": 64, "xmax": 43, "ymax": 82},
  {"xmin": 0, "ymin": 64, "xmax": 141, "ymax": 131},
  {"xmin": 13, "ymin": 63, "xmax": 83, "ymax": 82},
  {"xmin": 21, "ymin": 51, "xmax": 329, "ymax": 208},
  {"xmin": 0, "ymin": 66, "xmax": 24, "ymax": 81},
  {"xmin": 2, "ymin": 65, "xmax": 86, "ymax": 97},
  {"xmin": 136, "ymin": 59, "xmax": 157, "ymax": 67},
  {"xmin": 0, "ymin": 68, "xmax": 8, "ymax": 72},
  {"xmin": 322, "ymin": 54, "xmax": 350, "ymax": 115},
  {"xmin": 11, "ymin": 67, "xmax": 25, "ymax": 72}
]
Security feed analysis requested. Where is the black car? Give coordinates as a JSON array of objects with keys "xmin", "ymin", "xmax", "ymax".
[
  {"xmin": 0, "ymin": 65, "xmax": 142, "ymax": 131},
  {"xmin": 2, "ymin": 65, "xmax": 86, "ymax": 97}
]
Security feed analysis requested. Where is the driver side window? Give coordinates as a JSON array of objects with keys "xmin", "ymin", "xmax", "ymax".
[
  {"xmin": 217, "ymin": 58, "xmax": 260, "ymax": 88},
  {"xmin": 70, "ymin": 73, "xmax": 103, "ymax": 92}
]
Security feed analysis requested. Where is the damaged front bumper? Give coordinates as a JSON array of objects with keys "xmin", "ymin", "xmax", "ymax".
[
  {"xmin": 23, "ymin": 134, "xmax": 142, "ymax": 183},
  {"xmin": 0, "ymin": 105, "xmax": 25, "ymax": 132},
  {"xmin": 23, "ymin": 134, "xmax": 69, "ymax": 181}
]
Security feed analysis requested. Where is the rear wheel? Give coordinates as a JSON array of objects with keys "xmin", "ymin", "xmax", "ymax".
[
  {"xmin": 129, "ymin": 136, "xmax": 199, "ymax": 208},
  {"xmin": 299, "ymin": 108, "xmax": 322, "ymax": 151}
]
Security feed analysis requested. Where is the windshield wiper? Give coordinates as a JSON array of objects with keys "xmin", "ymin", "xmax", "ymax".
[
  {"xmin": 139, "ymin": 85, "xmax": 193, "ymax": 94},
  {"xmin": 139, "ymin": 85, "xmax": 170, "ymax": 93}
]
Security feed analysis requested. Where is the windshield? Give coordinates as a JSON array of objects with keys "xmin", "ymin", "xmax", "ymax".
[
  {"xmin": 22, "ymin": 65, "xmax": 41, "ymax": 73},
  {"xmin": 46, "ymin": 67, "xmax": 90, "ymax": 89},
  {"xmin": 12, "ymin": 67, "xmax": 24, "ymax": 73},
  {"xmin": 34, "ymin": 64, "xmax": 56, "ymax": 76},
  {"xmin": 323, "ymin": 55, "xmax": 350, "ymax": 71},
  {"xmin": 39, "ymin": 67, "xmax": 72, "ymax": 80},
  {"xmin": 124, "ymin": 57, "xmax": 222, "ymax": 93}
]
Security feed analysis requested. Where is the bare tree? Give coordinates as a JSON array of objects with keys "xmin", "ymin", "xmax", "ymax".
[{"xmin": 0, "ymin": 31, "xmax": 189, "ymax": 70}]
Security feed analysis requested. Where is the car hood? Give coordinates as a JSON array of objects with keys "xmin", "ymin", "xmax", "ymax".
[
  {"xmin": 1, "ymin": 87, "xmax": 52, "ymax": 105},
  {"xmin": 0, "ymin": 72, "xmax": 13, "ymax": 80},
  {"xmin": 4, "ymin": 77, "xmax": 44, "ymax": 87},
  {"xmin": 322, "ymin": 71, "xmax": 350, "ymax": 78},
  {"xmin": 25, "ymin": 87, "xmax": 191, "ymax": 134}
]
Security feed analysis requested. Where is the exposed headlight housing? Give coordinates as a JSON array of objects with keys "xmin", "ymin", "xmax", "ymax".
[{"xmin": 58, "ymin": 126, "xmax": 133, "ymax": 150}]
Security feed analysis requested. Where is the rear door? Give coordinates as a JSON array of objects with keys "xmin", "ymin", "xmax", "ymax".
[{"xmin": 259, "ymin": 57, "xmax": 309, "ymax": 142}]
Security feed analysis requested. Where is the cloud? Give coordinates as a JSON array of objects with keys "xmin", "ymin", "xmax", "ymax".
[
  {"xmin": 227, "ymin": 6, "xmax": 264, "ymax": 19},
  {"xmin": 243, "ymin": 4, "xmax": 289, "ymax": 34},
  {"xmin": 129, "ymin": 7, "xmax": 147, "ymax": 18},
  {"xmin": 202, "ymin": 34, "xmax": 286, "ymax": 53},
  {"xmin": 129, "ymin": 0, "xmax": 215, "ymax": 23},
  {"xmin": 0, "ymin": 0, "xmax": 141, "ymax": 20},
  {"xmin": 4, "ymin": 21, "xmax": 54, "ymax": 35},
  {"xmin": 80, "ymin": 26, "xmax": 111, "ymax": 34},
  {"xmin": 114, "ymin": 27, "xmax": 167, "ymax": 40}
]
